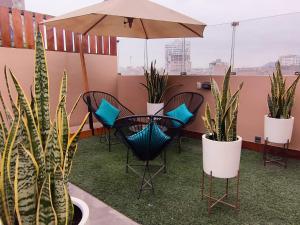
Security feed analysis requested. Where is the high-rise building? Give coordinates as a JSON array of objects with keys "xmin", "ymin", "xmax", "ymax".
[
  {"xmin": 209, "ymin": 59, "xmax": 228, "ymax": 75},
  {"xmin": 165, "ymin": 39, "xmax": 191, "ymax": 75},
  {"xmin": 279, "ymin": 55, "xmax": 300, "ymax": 66},
  {"xmin": 0, "ymin": 0, "xmax": 25, "ymax": 9}
]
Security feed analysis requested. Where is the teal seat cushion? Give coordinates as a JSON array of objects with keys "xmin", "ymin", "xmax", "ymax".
[
  {"xmin": 166, "ymin": 103, "xmax": 193, "ymax": 127},
  {"xmin": 127, "ymin": 123, "xmax": 170, "ymax": 160},
  {"xmin": 95, "ymin": 99, "xmax": 120, "ymax": 127}
]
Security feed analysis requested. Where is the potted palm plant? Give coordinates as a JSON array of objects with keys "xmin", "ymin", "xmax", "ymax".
[
  {"xmin": 0, "ymin": 32, "xmax": 89, "ymax": 225},
  {"xmin": 264, "ymin": 61, "xmax": 300, "ymax": 144},
  {"xmin": 141, "ymin": 61, "xmax": 173, "ymax": 115},
  {"xmin": 202, "ymin": 67, "xmax": 243, "ymax": 178}
]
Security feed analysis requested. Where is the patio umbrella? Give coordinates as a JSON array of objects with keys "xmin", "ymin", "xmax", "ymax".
[{"xmin": 44, "ymin": 0, "xmax": 206, "ymax": 90}]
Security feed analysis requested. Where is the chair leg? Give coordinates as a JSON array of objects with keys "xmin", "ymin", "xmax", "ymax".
[
  {"xmin": 126, "ymin": 147, "xmax": 129, "ymax": 173},
  {"xmin": 178, "ymin": 136, "xmax": 182, "ymax": 153},
  {"xmin": 138, "ymin": 161, "xmax": 155, "ymax": 199},
  {"xmin": 146, "ymin": 162, "xmax": 155, "ymax": 194},
  {"xmin": 108, "ymin": 129, "xmax": 111, "ymax": 152},
  {"xmin": 138, "ymin": 163, "xmax": 148, "ymax": 199},
  {"xmin": 163, "ymin": 150, "xmax": 167, "ymax": 173}
]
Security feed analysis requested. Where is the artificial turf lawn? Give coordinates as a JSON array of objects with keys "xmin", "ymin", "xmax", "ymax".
[{"xmin": 70, "ymin": 136, "xmax": 300, "ymax": 225}]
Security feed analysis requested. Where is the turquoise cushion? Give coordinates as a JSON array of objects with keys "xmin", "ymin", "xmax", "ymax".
[
  {"xmin": 95, "ymin": 99, "xmax": 120, "ymax": 127},
  {"xmin": 166, "ymin": 104, "xmax": 193, "ymax": 127},
  {"xmin": 127, "ymin": 123, "xmax": 170, "ymax": 159}
]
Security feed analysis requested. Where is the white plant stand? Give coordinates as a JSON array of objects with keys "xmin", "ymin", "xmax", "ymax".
[{"xmin": 201, "ymin": 170, "xmax": 240, "ymax": 215}]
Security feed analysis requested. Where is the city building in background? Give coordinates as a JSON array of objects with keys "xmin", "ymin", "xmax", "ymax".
[
  {"xmin": 165, "ymin": 39, "xmax": 191, "ymax": 75},
  {"xmin": 209, "ymin": 59, "xmax": 228, "ymax": 75},
  {"xmin": 0, "ymin": 0, "xmax": 25, "ymax": 9},
  {"xmin": 279, "ymin": 55, "xmax": 300, "ymax": 66}
]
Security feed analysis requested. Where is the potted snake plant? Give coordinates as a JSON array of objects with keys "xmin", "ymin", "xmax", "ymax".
[
  {"xmin": 264, "ymin": 61, "xmax": 300, "ymax": 144},
  {"xmin": 202, "ymin": 67, "xmax": 243, "ymax": 178},
  {"xmin": 141, "ymin": 61, "xmax": 173, "ymax": 115},
  {"xmin": 0, "ymin": 31, "xmax": 89, "ymax": 224}
]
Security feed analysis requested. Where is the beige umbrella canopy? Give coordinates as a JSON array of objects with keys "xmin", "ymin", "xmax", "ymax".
[
  {"xmin": 44, "ymin": 0, "xmax": 206, "ymax": 91},
  {"xmin": 44, "ymin": 0, "xmax": 206, "ymax": 38}
]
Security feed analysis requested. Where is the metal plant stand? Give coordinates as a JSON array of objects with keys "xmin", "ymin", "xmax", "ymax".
[
  {"xmin": 263, "ymin": 138, "xmax": 289, "ymax": 168},
  {"xmin": 201, "ymin": 170, "xmax": 240, "ymax": 215}
]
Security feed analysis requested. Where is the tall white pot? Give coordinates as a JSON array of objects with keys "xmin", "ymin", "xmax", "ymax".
[
  {"xmin": 147, "ymin": 102, "xmax": 164, "ymax": 116},
  {"xmin": 264, "ymin": 115, "xmax": 294, "ymax": 144},
  {"xmin": 202, "ymin": 134, "xmax": 242, "ymax": 179},
  {"xmin": 71, "ymin": 197, "xmax": 89, "ymax": 225}
]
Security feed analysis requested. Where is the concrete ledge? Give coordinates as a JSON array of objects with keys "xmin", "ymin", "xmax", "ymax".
[{"xmin": 69, "ymin": 183, "xmax": 139, "ymax": 225}]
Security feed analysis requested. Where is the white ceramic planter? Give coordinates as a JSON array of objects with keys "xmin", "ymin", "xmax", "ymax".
[
  {"xmin": 147, "ymin": 102, "xmax": 164, "ymax": 115},
  {"xmin": 264, "ymin": 115, "xmax": 294, "ymax": 144},
  {"xmin": 202, "ymin": 134, "xmax": 242, "ymax": 179},
  {"xmin": 71, "ymin": 197, "xmax": 89, "ymax": 225}
]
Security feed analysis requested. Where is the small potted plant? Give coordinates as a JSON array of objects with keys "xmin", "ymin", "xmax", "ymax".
[
  {"xmin": 264, "ymin": 61, "xmax": 300, "ymax": 144},
  {"xmin": 202, "ymin": 67, "xmax": 243, "ymax": 178},
  {"xmin": 141, "ymin": 61, "xmax": 174, "ymax": 115}
]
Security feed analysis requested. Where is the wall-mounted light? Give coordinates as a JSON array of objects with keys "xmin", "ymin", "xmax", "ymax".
[
  {"xmin": 196, "ymin": 82, "xmax": 211, "ymax": 90},
  {"xmin": 124, "ymin": 17, "xmax": 134, "ymax": 28}
]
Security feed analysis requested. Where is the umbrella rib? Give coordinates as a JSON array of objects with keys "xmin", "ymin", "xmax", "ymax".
[
  {"xmin": 140, "ymin": 19, "xmax": 148, "ymax": 39},
  {"xmin": 83, "ymin": 15, "xmax": 107, "ymax": 35},
  {"xmin": 179, "ymin": 23, "xmax": 202, "ymax": 37}
]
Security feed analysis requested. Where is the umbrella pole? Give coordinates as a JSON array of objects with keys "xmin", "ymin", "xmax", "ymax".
[
  {"xmin": 79, "ymin": 35, "xmax": 95, "ymax": 135},
  {"xmin": 79, "ymin": 35, "xmax": 90, "ymax": 91}
]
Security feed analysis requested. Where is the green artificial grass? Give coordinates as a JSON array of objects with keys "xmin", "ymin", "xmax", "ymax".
[{"xmin": 70, "ymin": 136, "xmax": 300, "ymax": 225}]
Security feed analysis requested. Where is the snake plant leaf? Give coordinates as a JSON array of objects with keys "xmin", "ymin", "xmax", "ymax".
[
  {"xmin": 203, "ymin": 67, "xmax": 243, "ymax": 141},
  {"xmin": 268, "ymin": 61, "xmax": 300, "ymax": 119},
  {"xmin": 67, "ymin": 195, "xmax": 74, "ymax": 225},
  {"xmin": 7, "ymin": 119, "xmax": 22, "ymax": 186},
  {"xmin": 63, "ymin": 113, "xmax": 89, "ymax": 178},
  {"xmin": 5, "ymin": 68, "xmax": 19, "ymax": 119},
  {"xmin": 14, "ymin": 145, "xmax": 38, "ymax": 225},
  {"xmin": 222, "ymin": 82, "xmax": 243, "ymax": 121},
  {"xmin": 0, "ymin": 111, "xmax": 8, "ymax": 139},
  {"xmin": 68, "ymin": 95, "xmax": 81, "ymax": 119},
  {"xmin": 45, "ymin": 123, "xmax": 63, "ymax": 173},
  {"xmin": 221, "ymin": 66, "xmax": 231, "ymax": 108},
  {"xmin": 30, "ymin": 85, "xmax": 39, "ymax": 126},
  {"xmin": 34, "ymin": 31, "xmax": 51, "ymax": 149},
  {"xmin": 0, "ymin": 120, "xmax": 7, "ymax": 156},
  {"xmin": 210, "ymin": 78, "xmax": 221, "ymax": 107},
  {"xmin": 0, "ymin": 91, "xmax": 12, "ymax": 126},
  {"xmin": 142, "ymin": 61, "xmax": 174, "ymax": 103},
  {"xmin": 37, "ymin": 176, "xmax": 58, "ymax": 225},
  {"xmin": 51, "ymin": 167, "xmax": 69, "ymax": 225},
  {"xmin": 57, "ymin": 100, "xmax": 69, "ymax": 157},
  {"xmin": 0, "ymin": 114, "xmax": 20, "ymax": 225},
  {"xmin": 59, "ymin": 72, "xmax": 67, "ymax": 103},
  {"xmin": 9, "ymin": 72, "xmax": 46, "ymax": 187}
]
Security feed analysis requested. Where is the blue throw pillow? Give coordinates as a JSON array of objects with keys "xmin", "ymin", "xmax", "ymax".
[
  {"xmin": 127, "ymin": 122, "xmax": 170, "ymax": 159},
  {"xmin": 166, "ymin": 103, "xmax": 193, "ymax": 127},
  {"xmin": 95, "ymin": 99, "xmax": 120, "ymax": 127}
]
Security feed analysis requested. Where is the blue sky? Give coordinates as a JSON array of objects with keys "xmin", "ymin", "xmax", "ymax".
[{"xmin": 25, "ymin": 0, "xmax": 300, "ymax": 68}]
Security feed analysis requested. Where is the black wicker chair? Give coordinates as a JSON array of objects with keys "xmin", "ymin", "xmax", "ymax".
[
  {"xmin": 155, "ymin": 92, "xmax": 204, "ymax": 152},
  {"xmin": 82, "ymin": 91, "xmax": 134, "ymax": 151},
  {"xmin": 115, "ymin": 115, "xmax": 184, "ymax": 198}
]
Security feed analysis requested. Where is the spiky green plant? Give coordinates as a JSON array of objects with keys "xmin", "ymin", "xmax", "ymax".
[
  {"xmin": 0, "ymin": 31, "xmax": 88, "ymax": 225},
  {"xmin": 268, "ymin": 61, "xmax": 300, "ymax": 119},
  {"xmin": 141, "ymin": 61, "xmax": 175, "ymax": 103},
  {"xmin": 202, "ymin": 67, "xmax": 243, "ymax": 142}
]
